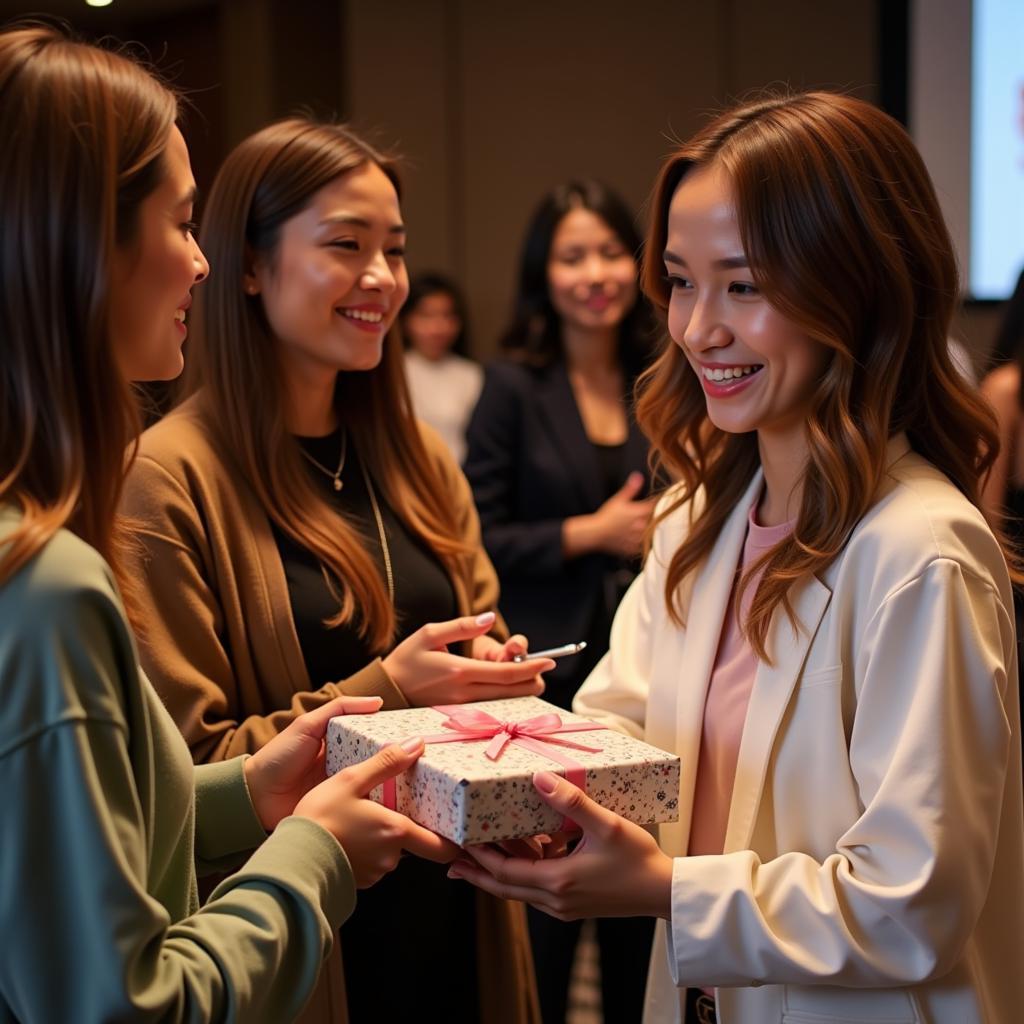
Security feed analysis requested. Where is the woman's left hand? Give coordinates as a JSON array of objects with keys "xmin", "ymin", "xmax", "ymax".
[
  {"xmin": 244, "ymin": 695, "xmax": 383, "ymax": 832},
  {"xmin": 447, "ymin": 770, "xmax": 675, "ymax": 921}
]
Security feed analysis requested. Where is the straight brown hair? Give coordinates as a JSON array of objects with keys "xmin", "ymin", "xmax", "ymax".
[
  {"xmin": 636, "ymin": 91, "xmax": 1017, "ymax": 661},
  {"xmin": 0, "ymin": 25, "xmax": 177, "ymax": 601},
  {"xmin": 182, "ymin": 117, "xmax": 471, "ymax": 652}
]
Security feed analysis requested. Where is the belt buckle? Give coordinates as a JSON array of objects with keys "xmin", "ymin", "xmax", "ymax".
[{"xmin": 695, "ymin": 992, "xmax": 717, "ymax": 1024}]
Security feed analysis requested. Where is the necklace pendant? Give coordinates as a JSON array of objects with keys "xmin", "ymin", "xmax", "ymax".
[{"xmin": 333, "ymin": 478, "xmax": 343, "ymax": 492}]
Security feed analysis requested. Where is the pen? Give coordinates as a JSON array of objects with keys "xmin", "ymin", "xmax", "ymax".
[{"xmin": 512, "ymin": 641, "xmax": 587, "ymax": 664}]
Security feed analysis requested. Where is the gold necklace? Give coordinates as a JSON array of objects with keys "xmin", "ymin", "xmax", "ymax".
[
  {"xmin": 358, "ymin": 456, "xmax": 395, "ymax": 604},
  {"xmin": 299, "ymin": 429, "xmax": 347, "ymax": 491}
]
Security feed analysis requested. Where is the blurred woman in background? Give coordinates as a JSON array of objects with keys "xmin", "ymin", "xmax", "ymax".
[
  {"xmin": 979, "ymin": 266, "xmax": 1024, "ymax": 717},
  {"xmin": 464, "ymin": 179, "xmax": 656, "ymax": 1023},
  {"xmin": 401, "ymin": 272, "xmax": 482, "ymax": 464}
]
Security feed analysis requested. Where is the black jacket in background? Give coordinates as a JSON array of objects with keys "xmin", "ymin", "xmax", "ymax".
[{"xmin": 464, "ymin": 359, "xmax": 651, "ymax": 707}]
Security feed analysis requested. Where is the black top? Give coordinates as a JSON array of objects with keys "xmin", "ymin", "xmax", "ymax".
[
  {"xmin": 464, "ymin": 359, "xmax": 652, "ymax": 709},
  {"xmin": 592, "ymin": 439, "xmax": 627, "ymax": 500},
  {"xmin": 271, "ymin": 430, "xmax": 475, "ymax": 1022},
  {"xmin": 271, "ymin": 429, "xmax": 458, "ymax": 687}
]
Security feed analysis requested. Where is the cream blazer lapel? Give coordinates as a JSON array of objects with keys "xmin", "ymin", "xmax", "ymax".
[
  {"xmin": 723, "ymin": 572, "xmax": 832, "ymax": 852},
  {"xmin": 659, "ymin": 472, "xmax": 764, "ymax": 857},
  {"xmin": 721, "ymin": 441, "xmax": 910, "ymax": 851}
]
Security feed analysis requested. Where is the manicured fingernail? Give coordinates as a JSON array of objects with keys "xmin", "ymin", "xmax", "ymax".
[
  {"xmin": 533, "ymin": 771, "xmax": 559, "ymax": 794},
  {"xmin": 400, "ymin": 736, "xmax": 423, "ymax": 753},
  {"xmin": 447, "ymin": 867, "xmax": 463, "ymax": 880},
  {"xmin": 475, "ymin": 611, "xmax": 496, "ymax": 626}
]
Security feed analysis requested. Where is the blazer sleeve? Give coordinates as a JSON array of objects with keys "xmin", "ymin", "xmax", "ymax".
[
  {"xmin": 122, "ymin": 453, "xmax": 407, "ymax": 766},
  {"xmin": 464, "ymin": 365, "xmax": 567, "ymax": 580},
  {"xmin": 666, "ymin": 557, "xmax": 1015, "ymax": 988},
  {"xmin": 0, "ymin": 581, "xmax": 355, "ymax": 1023}
]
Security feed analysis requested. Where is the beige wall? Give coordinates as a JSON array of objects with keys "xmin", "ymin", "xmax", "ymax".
[{"xmin": 343, "ymin": 0, "xmax": 882, "ymax": 355}]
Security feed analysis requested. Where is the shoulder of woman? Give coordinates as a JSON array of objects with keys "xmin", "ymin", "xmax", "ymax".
[
  {"xmin": 416, "ymin": 418, "xmax": 461, "ymax": 474},
  {"xmin": 979, "ymin": 361, "xmax": 1021, "ymax": 417},
  {"xmin": 0, "ymin": 525, "xmax": 135, "ymax": 747},
  {"xmin": 0, "ymin": 523, "xmax": 128, "ymax": 653},
  {"xmin": 130, "ymin": 398, "xmax": 223, "ymax": 485},
  {"xmin": 839, "ymin": 452, "xmax": 1009, "ymax": 596},
  {"xmin": 413, "ymin": 420, "xmax": 475, "ymax": 517},
  {"xmin": 648, "ymin": 482, "xmax": 704, "ymax": 556},
  {"xmin": 453, "ymin": 354, "xmax": 483, "ymax": 384}
]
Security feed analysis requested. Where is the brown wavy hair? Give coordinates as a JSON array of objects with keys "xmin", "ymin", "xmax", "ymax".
[
  {"xmin": 181, "ymin": 117, "xmax": 471, "ymax": 651},
  {"xmin": 636, "ymin": 91, "xmax": 1016, "ymax": 661},
  {"xmin": 0, "ymin": 25, "xmax": 177, "ymax": 602}
]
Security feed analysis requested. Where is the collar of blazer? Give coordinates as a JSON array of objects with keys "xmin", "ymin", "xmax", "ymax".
[
  {"xmin": 532, "ymin": 361, "xmax": 647, "ymax": 512},
  {"xmin": 657, "ymin": 433, "xmax": 913, "ymax": 855}
]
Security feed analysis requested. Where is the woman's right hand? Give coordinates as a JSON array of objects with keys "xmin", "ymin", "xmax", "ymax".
[
  {"xmin": 293, "ymin": 737, "xmax": 459, "ymax": 888},
  {"xmin": 563, "ymin": 472, "xmax": 655, "ymax": 560},
  {"xmin": 382, "ymin": 612, "xmax": 556, "ymax": 705}
]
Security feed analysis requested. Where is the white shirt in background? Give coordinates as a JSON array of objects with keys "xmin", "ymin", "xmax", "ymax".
[{"xmin": 404, "ymin": 349, "xmax": 483, "ymax": 465}]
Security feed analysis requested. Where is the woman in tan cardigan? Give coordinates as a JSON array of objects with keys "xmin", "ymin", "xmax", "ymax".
[{"xmin": 122, "ymin": 118, "xmax": 550, "ymax": 1024}]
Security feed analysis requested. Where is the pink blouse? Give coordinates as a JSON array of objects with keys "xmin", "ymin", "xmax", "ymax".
[{"xmin": 688, "ymin": 499, "xmax": 794, "ymax": 858}]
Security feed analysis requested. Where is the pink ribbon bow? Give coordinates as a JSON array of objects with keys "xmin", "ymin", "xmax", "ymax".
[{"xmin": 427, "ymin": 705, "xmax": 606, "ymax": 764}]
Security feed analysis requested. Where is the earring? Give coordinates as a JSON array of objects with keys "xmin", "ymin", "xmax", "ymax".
[{"xmin": 245, "ymin": 283, "xmax": 258, "ymax": 295}]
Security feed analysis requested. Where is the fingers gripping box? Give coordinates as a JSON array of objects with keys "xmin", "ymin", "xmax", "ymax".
[{"xmin": 325, "ymin": 696, "xmax": 680, "ymax": 845}]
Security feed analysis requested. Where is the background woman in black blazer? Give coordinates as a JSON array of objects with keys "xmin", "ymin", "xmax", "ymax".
[{"xmin": 465, "ymin": 180, "xmax": 656, "ymax": 1024}]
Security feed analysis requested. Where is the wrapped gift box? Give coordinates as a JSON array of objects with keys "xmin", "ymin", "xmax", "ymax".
[{"xmin": 325, "ymin": 695, "xmax": 680, "ymax": 845}]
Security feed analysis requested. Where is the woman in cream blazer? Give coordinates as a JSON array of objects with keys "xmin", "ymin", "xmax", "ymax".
[
  {"xmin": 448, "ymin": 92, "xmax": 1024, "ymax": 1024},
  {"xmin": 571, "ymin": 447, "xmax": 1023, "ymax": 1022}
]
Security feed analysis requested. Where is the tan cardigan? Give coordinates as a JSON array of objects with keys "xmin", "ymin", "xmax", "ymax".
[{"xmin": 121, "ymin": 396, "xmax": 539, "ymax": 1024}]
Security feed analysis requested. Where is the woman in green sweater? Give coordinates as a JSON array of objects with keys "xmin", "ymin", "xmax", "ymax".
[{"xmin": 0, "ymin": 24, "xmax": 455, "ymax": 1023}]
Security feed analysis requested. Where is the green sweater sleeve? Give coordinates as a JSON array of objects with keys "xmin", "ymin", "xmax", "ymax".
[
  {"xmin": 192, "ymin": 756, "xmax": 268, "ymax": 873},
  {"xmin": 0, "ymin": 526, "xmax": 357, "ymax": 1022}
]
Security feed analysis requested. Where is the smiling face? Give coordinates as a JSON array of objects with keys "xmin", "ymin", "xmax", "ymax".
[
  {"xmin": 249, "ymin": 162, "xmax": 409, "ymax": 379},
  {"xmin": 663, "ymin": 162, "xmax": 830, "ymax": 444},
  {"xmin": 546, "ymin": 207, "xmax": 637, "ymax": 333},
  {"xmin": 109, "ymin": 125, "xmax": 208, "ymax": 382}
]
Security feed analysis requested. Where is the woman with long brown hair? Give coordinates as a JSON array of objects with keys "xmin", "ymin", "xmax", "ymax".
[
  {"xmin": 121, "ymin": 117, "xmax": 549, "ymax": 1023},
  {"xmin": 449, "ymin": 92, "xmax": 1024, "ymax": 1023},
  {"xmin": 0, "ymin": 23, "xmax": 456, "ymax": 1022}
]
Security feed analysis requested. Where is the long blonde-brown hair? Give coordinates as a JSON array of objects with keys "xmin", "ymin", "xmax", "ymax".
[
  {"xmin": 0, "ymin": 25, "xmax": 177, "ymax": 599},
  {"xmin": 637, "ymin": 91, "xmax": 1015, "ymax": 660},
  {"xmin": 183, "ymin": 117, "xmax": 471, "ymax": 651}
]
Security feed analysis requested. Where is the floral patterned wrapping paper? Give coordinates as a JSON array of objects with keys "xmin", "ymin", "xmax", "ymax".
[{"xmin": 325, "ymin": 696, "xmax": 681, "ymax": 845}]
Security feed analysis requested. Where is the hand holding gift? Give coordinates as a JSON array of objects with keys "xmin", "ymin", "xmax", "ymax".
[
  {"xmin": 244, "ymin": 694, "xmax": 459, "ymax": 888},
  {"xmin": 448, "ymin": 770, "xmax": 675, "ymax": 921},
  {"xmin": 381, "ymin": 611, "xmax": 556, "ymax": 705},
  {"xmin": 244, "ymin": 694, "xmax": 383, "ymax": 830},
  {"xmin": 294, "ymin": 735, "xmax": 460, "ymax": 888}
]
